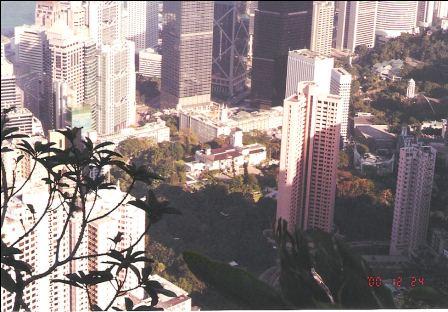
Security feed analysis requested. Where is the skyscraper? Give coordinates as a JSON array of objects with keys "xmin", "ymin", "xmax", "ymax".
[
  {"xmin": 212, "ymin": 1, "xmax": 249, "ymax": 98},
  {"xmin": 251, "ymin": 1, "xmax": 313, "ymax": 107},
  {"xmin": 417, "ymin": 1, "xmax": 435, "ymax": 27},
  {"xmin": 246, "ymin": 1, "xmax": 258, "ymax": 70},
  {"xmin": 434, "ymin": 1, "xmax": 448, "ymax": 18},
  {"xmin": 35, "ymin": 0, "xmax": 66, "ymax": 28},
  {"xmin": 376, "ymin": 1, "xmax": 418, "ymax": 40},
  {"xmin": 96, "ymin": 40, "xmax": 136, "ymax": 135},
  {"xmin": 14, "ymin": 24, "xmax": 46, "ymax": 76},
  {"xmin": 161, "ymin": 1, "xmax": 214, "ymax": 110},
  {"xmin": 277, "ymin": 82, "xmax": 342, "ymax": 233},
  {"xmin": 88, "ymin": 1, "xmax": 123, "ymax": 46},
  {"xmin": 335, "ymin": 1, "xmax": 378, "ymax": 52},
  {"xmin": 390, "ymin": 143, "xmax": 436, "ymax": 256},
  {"xmin": 125, "ymin": 1, "xmax": 159, "ymax": 51},
  {"xmin": 1, "ymin": 57, "xmax": 22, "ymax": 110},
  {"xmin": 42, "ymin": 23, "xmax": 94, "ymax": 131},
  {"xmin": 330, "ymin": 67, "xmax": 352, "ymax": 144},
  {"xmin": 310, "ymin": 1, "xmax": 335, "ymax": 57},
  {"xmin": 285, "ymin": 49, "xmax": 334, "ymax": 98}
]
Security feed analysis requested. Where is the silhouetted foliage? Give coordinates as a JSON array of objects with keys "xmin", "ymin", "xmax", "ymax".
[
  {"xmin": 0, "ymin": 110, "xmax": 176, "ymax": 311},
  {"xmin": 183, "ymin": 220, "xmax": 395, "ymax": 309}
]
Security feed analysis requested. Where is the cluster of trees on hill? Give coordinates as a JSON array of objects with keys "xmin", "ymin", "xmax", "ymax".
[{"xmin": 344, "ymin": 30, "xmax": 448, "ymax": 129}]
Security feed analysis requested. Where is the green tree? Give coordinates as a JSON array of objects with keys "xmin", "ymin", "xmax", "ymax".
[
  {"xmin": 338, "ymin": 151, "xmax": 350, "ymax": 169},
  {"xmin": 356, "ymin": 144, "xmax": 369, "ymax": 156}
]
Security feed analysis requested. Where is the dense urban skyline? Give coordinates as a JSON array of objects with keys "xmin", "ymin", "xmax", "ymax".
[{"xmin": 1, "ymin": 1, "xmax": 448, "ymax": 311}]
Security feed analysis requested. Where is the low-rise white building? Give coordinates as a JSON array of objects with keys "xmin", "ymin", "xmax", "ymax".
[
  {"xmin": 88, "ymin": 119, "xmax": 170, "ymax": 145},
  {"xmin": 185, "ymin": 130, "xmax": 267, "ymax": 178},
  {"xmin": 179, "ymin": 104, "xmax": 283, "ymax": 143}
]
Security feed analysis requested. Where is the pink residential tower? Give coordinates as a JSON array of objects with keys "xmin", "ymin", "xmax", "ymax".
[{"xmin": 277, "ymin": 81, "xmax": 342, "ymax": 233}]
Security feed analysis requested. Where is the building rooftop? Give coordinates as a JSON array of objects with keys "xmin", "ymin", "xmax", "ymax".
[
  {"xmin": 182, "ymin": 104, "xmax": 283, "ymax": 128},
  {"xmin": 333, "ymin": 67, "xmax": 350, "ymax": 75},
  {"xmin": 356, "ymin": 125, "xmax": 396, "ymax": 141},
  {"xmin": 289, "ymin": 48, "xmax": 332, "ymax": 61},
  {"xmin": 204, "ymin": 147, "xmax": 242, "ymax": 162}
]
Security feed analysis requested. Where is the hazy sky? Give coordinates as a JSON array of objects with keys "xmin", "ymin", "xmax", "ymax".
[{"xmin": 1, "ymin": 1, "xmax": 35, "ymax": 33}]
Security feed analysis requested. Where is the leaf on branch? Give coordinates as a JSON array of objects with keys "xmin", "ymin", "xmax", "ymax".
[
  {"xmin": 128, "ymin": 264, "xmax": 142, "ymax": 283},
  {"xmin": 9, "ymin": 259, "xmax": 33, "ymax": 275},
  {"xmin": 5, "ymin": 134, "xmax": 29, "ymax": 141},
  {"xmin": 128, "ymin": 191, "xmax": 180, "ymax": 224},
  {"xmin": 142, "ymin": 267, "xmax": 152, "ymax": 282},
  {"xmin": 1, "ymin": 268, "xmax": 17, "ymax": 293},
  {"xmin": 81, "ymin": 270, "xmax": 114, "ymax": 285},
  {"xmin": 1, "ymin": 146, "xmax": 13, "ymax": 153},
  {"xmin": 1, "ymin": 241, "xmax": 22, "ymax": 256},
  {"xmin": 16, "ymin": 155, "xmax": 24, "ymax": 163},
  {"xmin": 51, "ymin": 278, "xmax": 82, "ymax": 288},
  {"xmin": 143, "ymin": 284, "xmax": 159, "ymax": 307},
  {"xmin": 145, "ymin": 280, "xmax": 177, "ymax": 297},
  {"xmin": 134, "ymin": 305, "xmax": 163, "ymax": 311},
  {"xmin": 16, "ymin": 139, "xmax": 35, "ymax": 156},
  {"xmin": 94, "ymin": 141, "xmax": 115, "ymax": 151},
  {"xmin": 98, "ymin": 182, "xmax": 116, "ymax": 190},
  {"xmin": 108, "ymin": 232, "xmax": 124, "ymax": 244},
  {"xmin": 98, "ymin": 149, "xmax": 123, "ymax": 159},
  {"xmin": 92, "ymin": 304, "xmax": 103, "ymax": 311},
  {"xmin": 109, "ymin": 250, "xmax": 125, "ymax": 262},
  {"xmin": 26, "ymin": 204, "xmax": 36, "ymax": 215},
  {"xmin": 125, "ymin": 297, "xmax": 134, "ymax": 310}
]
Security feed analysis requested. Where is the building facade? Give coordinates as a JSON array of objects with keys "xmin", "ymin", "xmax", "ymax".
[
  {"xmin": 434, "ymin": 1, "xmax": 448, "ymax": 18},
  {"xmin": 1, "ymin": 185, "xmax": 147, "ymax": 312},
  {"xmin": 41, "ymin": 24, "xmax": 96, "ymax": 131},
  {"xmin": 376, "ymin": 1, "xmax": 418, "ymax": 39},
  {"xmin": 179, "ymin": 104, "xmax": 283, "ymax": 143},
  {"xmin": 139, "ymin": 48, "xmax": 162, "ymax": 78},
  {"xmin": 285, "ymin": 49, "xmax": 334, "ymax": 98},
  {"xmin": 335, "ymin": 1, "xmax": 378, "ymax": 52},
  {"xmin": 161, "ymin": 1, "xmax": 214, "ymax": 110},
  {"xmin": 96, "ymin": 40, "xmax": 136, "ymax": 135},
  {"xmin": 14, "ymin": 24, "xmax": 46, "ymax": 76},
  {"xmin": 125, "ymin": 1, "xmax": 158, "ymax": 51},
  {"xmin": 91, "ymin": 118, "xmax": 170, "ymax": 145},
  {"xmin": 1, "ymin": 57, "xmax": 22, "ymax": 110},
  {"xmin": 277, "ymin": 82, "xmax": 342, "ymax": 233},
  {"xmin": 417, "ymin": 1, "xmax": 435, "ymax": 27},
  {"xmin": 390, "ymin": 143, "xmax": 437, "ymax": 256},
  {"xmin": 330, "ymin": 67, "xmax": 352, "ymax": 144},
  {"xmin": 246, "ymin": 1, "xmax": 258, "ymax": 70},
  {"xmin": 251, "ymin": 1, "xmax": 313, "ymax": 107},
  {"xmin": 310, "ymin": 1, "xmax": 334, "ymax": 57},
  {"xmin": 212, "ymin": 1, "xmax": 249, "ymax": 98},
  {"xmin": 88, "ymin": 1, "xmax": 122, "ymax": 46}
]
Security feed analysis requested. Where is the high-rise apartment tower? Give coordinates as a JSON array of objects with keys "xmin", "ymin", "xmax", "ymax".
[
  {"xmin": 277, "ymin": 82, "xmax": 342, "ymax": 233},
  {"xmin": 285, "ymin": 49, "xmax": 334, "ymax": 98},
  {"xmin": 390, "ymin": 143, "xmax": 436, "ymax": 256}
]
